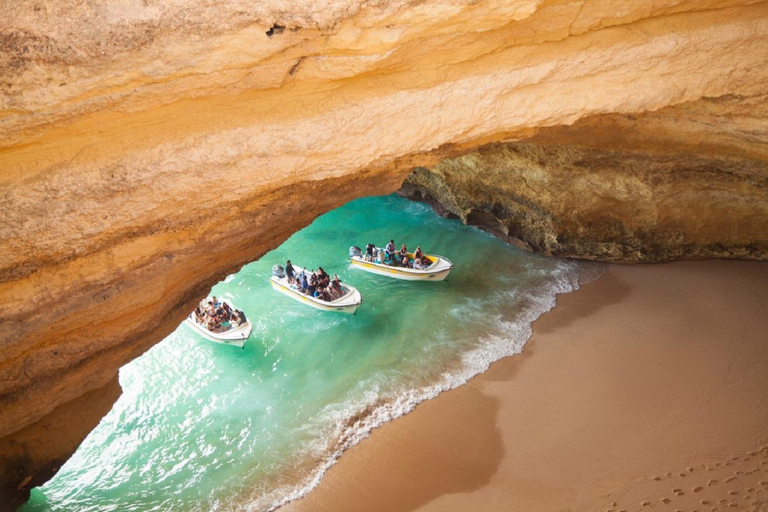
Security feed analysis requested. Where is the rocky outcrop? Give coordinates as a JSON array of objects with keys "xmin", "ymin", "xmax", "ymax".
[
  {"xmin": 2, "ymin": 0, "xmax": 768, "ymax": 505},
  {"xmin": 400, "ymin": 96, "xmax": 768, "ymax": 262}
]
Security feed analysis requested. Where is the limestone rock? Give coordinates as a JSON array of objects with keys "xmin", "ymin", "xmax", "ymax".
[
  {"xmin": 1, "ymin": 0, "xmax": 768, "ymax": 504},
  {"xmin": 400, "ymin": 96, "xmax": 768, "ymax": 262}
]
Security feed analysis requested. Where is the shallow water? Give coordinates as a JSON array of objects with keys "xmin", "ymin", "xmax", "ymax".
[{"xmin": 23, "ymin": 195, "xmax": 583, "ymax": 512}]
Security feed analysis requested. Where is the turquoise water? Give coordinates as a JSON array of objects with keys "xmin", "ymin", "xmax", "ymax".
[{"xmin": 23, "ymin": 195, "xmax": 583, "ymax": 512}]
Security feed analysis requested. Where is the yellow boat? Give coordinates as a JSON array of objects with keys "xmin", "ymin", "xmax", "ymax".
[{"xmin": 349, "ymin": 246, "xmax": 454, "ymax": 281}]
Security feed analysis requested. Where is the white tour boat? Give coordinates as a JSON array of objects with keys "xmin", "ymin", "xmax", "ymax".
[
  {"xmin": 349, "ymin": 245, "xmax": 454, "ymax": 281},
  {"xmin": 185, "ymin": 298, "xmax": 252, "ymax": 348},
  {"xmin": 269, "ymin": 265, "xmax": 362, "ymax": 314}
]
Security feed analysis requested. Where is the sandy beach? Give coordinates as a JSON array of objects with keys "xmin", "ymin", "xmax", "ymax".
[{"xmin": 282, "ymin": 260, "xmax": 768, "ymax": 512}]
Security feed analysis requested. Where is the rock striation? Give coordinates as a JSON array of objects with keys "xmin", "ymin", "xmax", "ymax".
[
  {"xmin": 1, "ymin": 0, "xmax": 768, "ymax": 505},
  {"xmin": 400, "ymin": 96, "xmax": 768, "ymax": 262}
]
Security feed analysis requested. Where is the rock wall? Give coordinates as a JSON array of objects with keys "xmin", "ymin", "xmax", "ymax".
[
  {"xmin": 2, "ymin": 0, "xmax": 768, "ymax": 505},
  {"xmin": 400, "ymin": 96, "xmax": 768, "ymax": 262}
]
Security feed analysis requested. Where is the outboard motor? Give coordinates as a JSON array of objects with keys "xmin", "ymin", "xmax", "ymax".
[
  {"xmin": 272, "ymin": 264, "xmax": 285, "ymax": 278},
  {"xmin": 349, "ymin": 246, "xmax": 362, "ymax": 258}
]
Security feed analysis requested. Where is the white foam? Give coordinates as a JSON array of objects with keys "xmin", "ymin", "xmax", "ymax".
[{"xmin": 237, "ymin": 260, "xmax": 586, "ymax": 512}]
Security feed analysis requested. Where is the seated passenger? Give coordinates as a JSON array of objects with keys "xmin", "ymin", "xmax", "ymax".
[
  {"xmin": 399, "ymin": 244, "xmax": 408, "ymax": 259},
  {"xmin": 365, "ymin": 243, "xmax": 375, "ymax": 262},
  {"xmin": 413, "ymin": 246, "xmax": 423, "ymax": 261}
]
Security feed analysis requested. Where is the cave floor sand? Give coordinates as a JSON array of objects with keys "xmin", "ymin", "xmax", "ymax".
[{"xmin": 281, "ymin": 260, "xmax": 768, "ymax": 512}]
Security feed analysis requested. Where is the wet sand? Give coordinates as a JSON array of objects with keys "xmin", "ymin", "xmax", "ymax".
[{"xmin": 282, "ymin": 260, "xmax": 768, "ymax": 512}]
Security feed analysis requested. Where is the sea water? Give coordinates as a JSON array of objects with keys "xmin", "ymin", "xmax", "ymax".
[{"xmin": 23, "ymin": 195, "xmax": 584, "ymax": 512}]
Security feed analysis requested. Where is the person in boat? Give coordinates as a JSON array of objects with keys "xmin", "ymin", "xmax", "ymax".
[
  {"xmin": 212, "ymin": 296, "xmax": 220, "ymax": 307},
  {"xmin": 414, "ymin": 246, "xmax": 423, "ymax": 261},
  {"xmin": 385, "ymin": 240, "xmax": 396, "ymax": 262},
  {"xmin": 399, "ymin": 244, "xmax": 409, "ymax": 267},
  {"xmin": 300, "ymin": 273, "xmax": 309, "ymax": 293},
  {"xmin": 285, "ymin": 260, "xmax": 295, "ymax": 284},
  {"xmin": 308, "ymin": 272, "xmax": 318, "ymax": 296},
  {"xmin": 365, "ymin": 243, "xmax": 375, "ymax": 262},
  {"xmin": 318, "ymin": 267, "xmax": 329, "ymax": 288}
]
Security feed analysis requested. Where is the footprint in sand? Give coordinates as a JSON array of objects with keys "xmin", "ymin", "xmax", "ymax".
[
  {"xmin": 653, "ymin": 476, "xmax": 661, "ymax": 481},
  {"xmin": 728, "ymin": 490, "xmax": 738, "ymax": 495},
  {"xmin": 693, "ymin": 486, "xmax": 703, "ymax": 493},
  {"xmin": 708, "ymin": 479, "xmax": 718, "ymax": 486},
  {"xmin": 661, "ymin": 497, "xmax": 671, "ymax": 504},
  {"xmin": 641, "ymin": 501, "xmax": 651, "ymax": 507},
  {"xmin": 700, "ymin": 499, "xmax": 711, "ymax": 505},
  {"xmin": 725, "ymin": 476, "xmax": 737, "ymax": 483}
]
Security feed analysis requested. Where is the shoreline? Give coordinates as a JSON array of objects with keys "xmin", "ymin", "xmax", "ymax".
[{"xmin": 281, "ymin": 260, "xmax": 768, "ymax": 512}]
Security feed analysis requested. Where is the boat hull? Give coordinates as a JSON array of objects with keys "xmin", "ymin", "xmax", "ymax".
[
  {"xmin": 349, "ymin": 255, "xmax": 453, "ymax": 281},
  {"xmin": 184, "ymin": 316, "xmax": 252, "ymax": 348},
  {"xmin": 269, "ymin": 277, "xmax": 362, "ymax": 314}
]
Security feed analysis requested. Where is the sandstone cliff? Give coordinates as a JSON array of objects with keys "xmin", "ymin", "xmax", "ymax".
[
  {"xmin": 401, "ymin": 96, "xmax": 768, "ymax": 262},
  {"xmin": 2, "ymin": 0, "xmax": 767, "ymax": 505}
]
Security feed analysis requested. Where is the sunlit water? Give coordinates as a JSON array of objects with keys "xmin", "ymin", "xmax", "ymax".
[{"xmin": 23, "ymin": 195, "xmax": 585, "ymax": 512}]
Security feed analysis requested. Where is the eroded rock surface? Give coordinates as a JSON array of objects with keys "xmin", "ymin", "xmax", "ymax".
[
  {"xmin": 401, "ymin": 96, "xmax": 768, "ymax": 262},
  {"xmin": 1, "ymin": 0, "xmax": 768, "ymax": 505}
]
